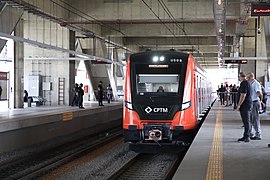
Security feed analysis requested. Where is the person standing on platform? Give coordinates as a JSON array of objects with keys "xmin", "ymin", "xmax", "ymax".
[
  {"xmin": 23, "ymin": 90, "xmax": 28, "ymax": 102},
  {"xmin": 218, "ymin": 84, "xmax": 226, "ymax": 105},
  {"xmin": 78, "ymin": 83, "xmax": 84, "ymax": 109},
  {"xmin": 107, "ymin": 84, "xmax": 113, "ymax": 103},
  {"xmin": 71, "ymin": 83, "xmax": 79, "ymax": 106},
  {"xmin": 0, "ymin": 85, "xmax": 2, "ymax": 100},
  {"xmin": 237, "ymin": 72, "xmax": 252, "ymax": 142},
  {"xmin": 98, "ymin": 81, "xmax": 104, "ymax": 106},
  {"xmin": 260, "ymin": 83, "xmax": 267, "ymax": 114},
  {"xmin": 232, "ymin": 84, "xmax": 238, "ymax": 109},
  {"xmin": 225, "ymin": 84, "xmax": 230, "ymax": 106},
  {"xmin": 246, "ymin": 72, "xmax": 262, "ymax": 140}
]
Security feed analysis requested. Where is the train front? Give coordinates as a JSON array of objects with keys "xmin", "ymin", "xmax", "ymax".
[{"xmin": 123, "ymin": 51, "xmax": 196, "ymax": 152}]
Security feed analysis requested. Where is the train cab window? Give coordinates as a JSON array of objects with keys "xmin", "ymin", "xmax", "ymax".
[{"xmin": 136, "ymin": 74, "xmax": 179, "ymax": 93}]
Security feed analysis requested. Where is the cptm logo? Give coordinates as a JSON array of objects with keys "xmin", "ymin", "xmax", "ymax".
[{"xmin": 144, "ymin": 106, "xmax": 168, "ymax": 114}]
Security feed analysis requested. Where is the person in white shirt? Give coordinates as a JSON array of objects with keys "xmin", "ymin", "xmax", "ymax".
[
  {"xmin": 107, "ymin": 84, "xmax": 113, "ymax": 103},
  {"xmin": 246, "ymin": 72, "xmax": 263, "ymax": 140}
]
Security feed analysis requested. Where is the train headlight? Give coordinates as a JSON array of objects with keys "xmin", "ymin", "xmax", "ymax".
[
  {"xmin": 125, "ymin": 101, "xmax": 133, "ymax": 110},
  {"xmin": 182, "ymin": 101, "xmax": 191, "ymax": 110},
  {"xmin": 153, "ymin": 56, "xmax": 159, "ymax": 62},
  {"xmin": 160, "ymin": 56, "xmax": 165, "ymax": 61}
]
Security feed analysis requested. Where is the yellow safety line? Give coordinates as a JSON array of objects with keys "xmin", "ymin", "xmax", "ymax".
[{"xmin": 206, "ymin": 104, "xmax": 223, "ymax": 180}]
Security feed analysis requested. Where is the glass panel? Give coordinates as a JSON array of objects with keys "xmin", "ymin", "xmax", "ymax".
[{"xmin": 136, "ymin": 74, "xmax": 179, "ymax": 93}]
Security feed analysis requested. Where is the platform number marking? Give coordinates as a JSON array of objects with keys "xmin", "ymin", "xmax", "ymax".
[{"xmin": 63, "ymin": 112, "xmax": 73, "ymax": 121}]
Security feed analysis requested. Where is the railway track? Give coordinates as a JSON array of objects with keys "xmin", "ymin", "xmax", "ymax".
[
  {"xmin": 108, "ymin": 151, "xmax": 187, "ymax": 180},
  {"xmin": 0, "ymin": 127, "xmax": 122, "ymax": 179}
]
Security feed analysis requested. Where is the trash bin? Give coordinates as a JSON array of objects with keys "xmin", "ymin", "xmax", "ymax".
[{"xmin": 27, "ymin": 97, "xmax": 32, "ymax": 107}]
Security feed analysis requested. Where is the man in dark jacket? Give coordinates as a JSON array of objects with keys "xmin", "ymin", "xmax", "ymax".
[
  {"xmin": 0, "ymin": 86, "xmax": 2, "ymax": 100},
  {"xmin": 71, "ymin": 83, "xmax": 79, "ymax": 106},
  {"xmin": 78, "ymin": 83, "xmax": 84, "ymax": 109},
  {"xmin": 218, "ymin": 84, "xmax": 226, "ymax": 105},
  {"xmin": 237, "ymin": 72, "xmax": 252, "ymax": 142},
  {"xmin": 98, "ymin": 81, "xmax": 104, "ymax": 106},
  {"xmin": 260, "ymin": 84, "xmax": 267, "ymax": 114}
]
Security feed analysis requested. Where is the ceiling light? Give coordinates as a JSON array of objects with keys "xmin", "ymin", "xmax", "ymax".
[
  {"xmin": 218, "ymin": 0, "xmax": 222, "ymax": 5},
  {"xmin": 219, "ymin": 28, "xmax": 222, "ymax": 33}
]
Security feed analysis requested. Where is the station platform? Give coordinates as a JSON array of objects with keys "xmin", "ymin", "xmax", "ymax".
[
  {"xmin": 173, "ymin": 101, "xmax": 270, "ymax": 180},
  {"xmin": 0, "ymin": 101, "xmax": 123, "ymax": 153}
]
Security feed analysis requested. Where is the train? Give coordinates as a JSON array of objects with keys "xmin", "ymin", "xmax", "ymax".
[{"xmin": 123, "ymin": 50, "xmax": 215, "ymax": 153}]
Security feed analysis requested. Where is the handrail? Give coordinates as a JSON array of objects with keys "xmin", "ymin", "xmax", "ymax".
[
  {"xmin": 209, "ymin": 91, "xmax": 217, "ymax": 106},
  {"xmin": 0, "ymin": 2, "xmax": 5, "ymax": 13}
]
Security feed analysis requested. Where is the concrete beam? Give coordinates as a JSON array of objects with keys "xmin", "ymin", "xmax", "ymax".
[
  {"xmin": 193, "ymin": 52, "xmax": 231, "ymax": 58},
  {"xmin": 101, "ymin": 21, "xmax": 236, "ymax": 37},
  {"xmin": 0, "ymin": 32, "xmax": 124, "ymax": 66},
  {"xmin": 123, "ymin": 36, "xmax": 234, "ymax": 46}
]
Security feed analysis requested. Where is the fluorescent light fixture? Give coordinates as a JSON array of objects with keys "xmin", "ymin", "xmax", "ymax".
[{"xmin": 218, "ymin": 0, "xmax": 222, "ymax": 5}]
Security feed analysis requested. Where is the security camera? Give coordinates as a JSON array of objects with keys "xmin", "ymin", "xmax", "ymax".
[{"xmin": 258, "ymin": 28, "xmax": 261, "ymax": 34}]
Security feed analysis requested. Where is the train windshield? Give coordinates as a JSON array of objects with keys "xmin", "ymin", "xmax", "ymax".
[{"xmin": 136, "ymin": 74, "xmax": 179, "ymax": 93}]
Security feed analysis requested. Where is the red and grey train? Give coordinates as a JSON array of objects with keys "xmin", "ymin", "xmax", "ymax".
[{"xmin": 123, "ymin": 50, "xmax": 215, "ymax": 152}]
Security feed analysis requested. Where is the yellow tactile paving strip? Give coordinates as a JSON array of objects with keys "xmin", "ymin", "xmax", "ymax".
[{"xmin": 206, "ymin": 105, "xmax": 223, "ymax": 180}]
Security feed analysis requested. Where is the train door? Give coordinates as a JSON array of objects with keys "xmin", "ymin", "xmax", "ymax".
[
  {"xmin": 202, "ymin": 78, "xmax": 205, "ymax": 110},
  {"xmin": 0, "ymin": 71, "xmax": 9, "ymax": 110},
  {"xmin": 195, "ymin": 75, "xmax": 199, "ymax": 118},
  {"xmin": 200, "ymin": 77, "xmax": 203, "ymax": 115}
]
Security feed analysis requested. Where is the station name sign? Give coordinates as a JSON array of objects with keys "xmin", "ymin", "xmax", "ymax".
[{"xmin": 251, "ymin": 2, "xmax": 270, "ymax": 16}]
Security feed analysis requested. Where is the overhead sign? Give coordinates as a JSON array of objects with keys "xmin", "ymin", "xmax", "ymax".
[
  {"xmin": 251, "ymin": 2, "xmax": 270, "ymax": 16},
  {"xmin": 224, "ymin": 60, "xmax": 247, "ymax": 64}
]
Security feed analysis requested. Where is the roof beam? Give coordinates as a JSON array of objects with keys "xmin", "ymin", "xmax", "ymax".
[{"xmin": 124, "ymin": 36, "xmax": 233, "ymax": 46}]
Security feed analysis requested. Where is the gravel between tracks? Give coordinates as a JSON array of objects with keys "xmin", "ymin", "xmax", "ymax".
[{"xmin": 46, "ymin": 143, "xmax": 137, "ymax": 180}]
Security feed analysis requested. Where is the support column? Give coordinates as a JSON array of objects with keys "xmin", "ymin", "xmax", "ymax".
[
  {"xmin": 241, "ymin": 18, "xmax": 268, "ymax": 82},
  {"xmin": 240, "ymin": 20, "xmax": 256, "ymax": 75},
  {"xmin": 69, "ymin": 30, "xmax": 76, "ymax": 105},
  {"xmin": 256, "ymin": 18, "xmax": 268, "ymax": 82},
  {"xmin": 14, "ymin": 19, "xmax": 24, "ymax": 108}
]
